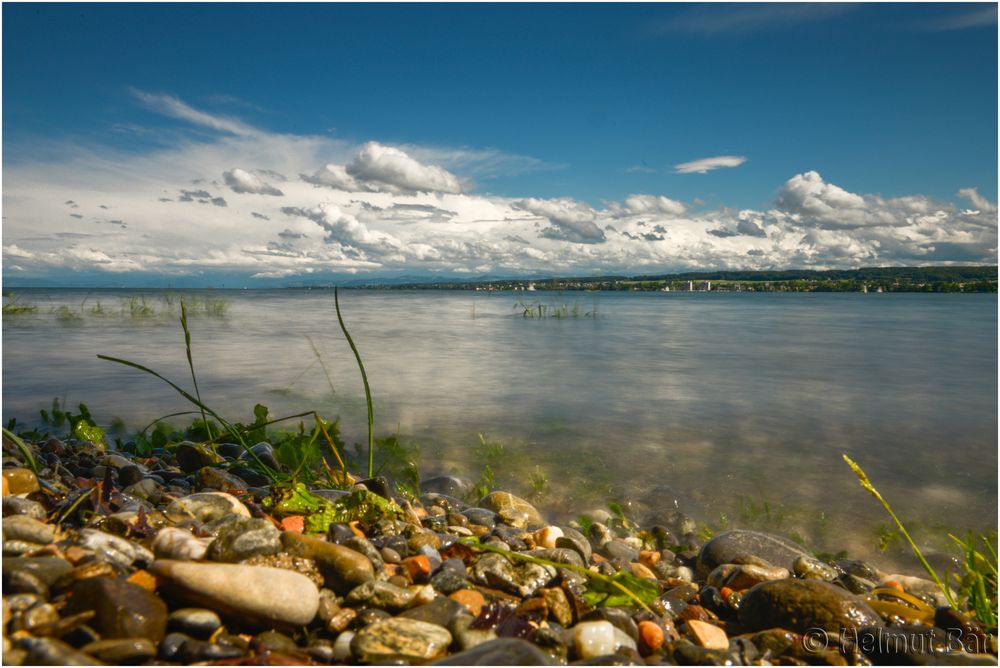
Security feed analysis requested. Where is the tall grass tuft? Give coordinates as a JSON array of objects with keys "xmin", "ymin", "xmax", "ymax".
[
  {"xmin": 334, "ymin": 287, "xmax": 375, "ymax": 478},
  {"xmin": 180, "ymin": 300, "xmax": 213, "ymax": 442}
]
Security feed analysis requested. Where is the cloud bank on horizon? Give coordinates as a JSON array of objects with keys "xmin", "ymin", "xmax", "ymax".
[{"xmin": 3, "ymin": 92, "xmax": 996, "ymax": 284}]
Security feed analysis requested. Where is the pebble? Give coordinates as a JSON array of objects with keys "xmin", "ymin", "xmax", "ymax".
[
  {"xmin": 400, "ymin": 596, "xmax": 467, "ymax": 628},
  {"xmin": 174, "ymin": 441, "xmax": 223, "ymax": 472},
  {"xmin": 707, "ymin": 562, "xmax": 790, "ymax": 590},
  {"xmin": 686, "ymin": 618, "xmax": 729, "ymax": 650},
  {"xmin": 739, "ymin": 578, "xmax": 883, "ymax": 633},
  {"xmin": 572, "ymin": 620, "xmax": 618, "ymax": 660},
  {"xmin": 332, "ymin": 630, "xmax": 356, "ymax": 661},
  {"xmin": 793, "ymin": 555, "xmax": 839, "ymax": 581},
  {"xmin": 149, "ymin": 559, "xmax": 320, "ymax": 626},
  {"xmin": 81, "ymin": 638, "xmax": 158, "ymax": 663},
  {"xmin": 64, "ymin": 575, "xmax": 169, "ymax": 641},
  {"xmin": 352, "ymin": 617, "xmax": 453, "ymax": 662},
  {"xmin": 637, "ymin": 620, "xmax": 664, "ymax": 654},
  {"xmin": 2, "ymin": 515, "xmax": 56, "ymax": 544},
  {"xmin": 2, "ymin": 556, "xmax": 74, "ymax": 585},
  {"xmin": 79, "ymin": 528, "xmax": 154, "ymax": 569},
  {"xmin": 165, "ymin": 491, "xmax": 249, "ymax": 523},
  {"xmin": 345, "ymin": 580, "xmax": 415, "ymax": 610},
  {"xmin": 196, "ymin": 466, "xmax": 248, "ymax": 492},
  {"xmin": 18, "ymin": 636, "xmax": 100, "ymax": 665},
  {"xmin": 3, "ymin": 468, "xmax": 40, "ymax": 495},
  {"xmin": 167, "ymin": 608, "xmax": 222, "ymax": 639},
  {"xmin": 2, "ymin": 496, "xmax": 47, "ymax": 519},
  {"xmin": 205, "ymin": 517, "xmax": 281, "ymax": 562},
  {"xmin": 281, "ymin": 531, "xmax": 375, "ymax": 593},
  {"xmin": 478, "ymin": 491, "xmax": 546, "ymax": 529},
  {"xmin": 472, "ymin": 552, "xmax": 557, "ymax": 597},
  {"xmin": 151, "ymin": 527, "xmax": 211, "ymax": 561},
  {"xmin": 698, "ymin": 529, "xmax": 812, "ymax": 573},
  {"xmin": 449, "ymin": 588, "xmax": 486, "ymax": 617},
  {"xmin": 433, "ymin": 637, "xmax": 558, "ymax": 665}
]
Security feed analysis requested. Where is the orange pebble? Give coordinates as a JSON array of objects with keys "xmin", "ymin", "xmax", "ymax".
[
  {"xmin": 449, "ymin": 589, "xmax": 485, "ymax": 617},
  {"xmin": 719, "ymin": 586, "xmax": 734, "ymax": 600},
  {"xmin": 638, "ymin": 620, "xmax": 665, "ymax": 654},
  {"xmin": 383, "ymin": 563, "xmax": 401, "ymax": 577},
  {"xmin": 347, "ymin": 521, "xmax": 365, "ymax": 538},
  {"xmin": 883, "ymin": 580, "xmax": 904, "ymax": 591},
  {"xmin": 638, "ymin": 550, "xmax": 661, "ymax": 568},
  {"xmin": 280, "ymin": 516, "xmax": 305, "ymax": 533},
  {"xmin": 1, "ymin": 476, "xmax": 8, "ymax": 497},
  {"xmin": 127, "ymin": 569, "xmax": 157, "ymax": 591},
  {"xmin": 402, "ymin": 555, "xmax": 432, "ymax": 582}
]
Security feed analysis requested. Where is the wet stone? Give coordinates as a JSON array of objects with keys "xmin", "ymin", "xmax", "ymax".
[
  {"xmin": 174, "ymin": 441, "xmax": 223, "ymax": 473},
  {"xmin": 79, "ymin": 528, "xmax": 154, "ymax": 569},
  {"xmin": 478, "ymin": 491, "xmax": 546, "ymax": 529},
  {"xmin": 229, "ymin": 465, "xmax": 270, "ymax": 487},
  {"xmin": 2, "ymin": 496, "xmax": 47, "ymax": 520},
  {"xmin": 698, "ymin": 530, "xmax": 812, "ymax": 574},
  {"xmin": 82, "ymin": 638, "xmax": 157, "ymax": 664},
  {"xmin": 583, "ymin": 607, "xmax": 639, "ymax": 641},
  {"xmin": 152, "ymin": 527, "xmax": 211, "ymax": 561},
  {"xmin": 463, "ymin": 508, "xmax": 498, "ymax": 529},
  {"xmin": 167, "ymin": 608, "xmax": 222, "ymax": 639},
  {"xmin": 422, "ymin": 475, "xmax": 474, "ymax": 499},
  {"xmin": 281, "ymin": 531, "xmax": 375, "ymax": 594},
  {"xmin": 196, "ymin": 466, "xmax": 248, "ymax": 492},
  {"xmin": 2, "ymin": 515, "xmax": 56, "ymax": 544},
  {"xmin": 351, "ymin": 617, "xmax": 453, "ymax": 663},
  {"xmin": 794, "ymin": 555, "xmax": 840, "ymax": 581},
  {"xmin": 344, "ymin": 535, "xmax": 385, "ymax": 571},
  {"xmin": 555, "ymin": 527, "xmax": 592, "ymax": 563},
  {"xmin": 472, "ymin": 552, "xmax": 557, "ymax": 597},
  {"xmin": 159, "ymin": 632, "xmax": 245, "ymax": 662},
  {"xmin": 65, "ymin": 576, "xmax": 168, "ymax": 641},
  {"xmin": 253, "ymin": 630, "xmax": 301, "ymax": 655},
  {"xmin": 3, "ymin": 468, "xmax": 40, "ymax": 495},
  {"xmin": 150, "ymin": 560, "xmax": 320, "ymax": 627},
  {"xmin": 19, "ymin": 636, "xmax": 100, "ymax": 666},
  {"xmin": 738, "ymin": 578, "xmax": 883, "ymax": 633},
  {"xmin": 345, "ymin": 580, "xmax": 415, "ymax": 610},
  {"xmin": 206, "ymin": 517, "xmax": 281, "ymax": 562},
  {"xmin": 433, "ymin": 637, "xmax": 558, "ymax": 665},
  {"xmin": 2, "ymin": 556, "xmax": 73, "ymax": 586},
  {"xmin": 165, "ymin": 491, "xmax": 250, "ymax": 523},
  {"xmin": 239, "ymin": 442, "xmax": 280, "ymax": 470},
  {"xmin": 527, "ymin": 547, "xmax": 585, "ymax": 568},
  {"xmin": 400, "ymin": 596, "xmax": 467, "ymax": 628}
]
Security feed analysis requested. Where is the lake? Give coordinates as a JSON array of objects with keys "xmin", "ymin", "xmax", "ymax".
[{"xmin": 3, "ymin": 288, "xmax": 996, "ymax": 568}]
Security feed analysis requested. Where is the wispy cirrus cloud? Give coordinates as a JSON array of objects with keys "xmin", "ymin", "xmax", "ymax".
[
  {"xmin": 675, "ymin": 155, "xmax": 747, "ymax": 174},
  {"xmin": 131, "ymin": 88, "xmax": 261, "ymax": 137},
  {"xmin": 910, "ymin": 5, "xmax": 996, "ymax": 32}
]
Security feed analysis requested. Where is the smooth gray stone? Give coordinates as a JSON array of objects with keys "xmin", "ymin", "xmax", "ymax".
[
  {"xmin": 697, "ymin": 530, "xmax": 811, "ymax": 573},
  {"xmin": 433, "ymin": 637, "xmax": 558, "ymax": 665}
]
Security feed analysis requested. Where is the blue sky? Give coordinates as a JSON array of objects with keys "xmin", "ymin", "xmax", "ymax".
[{"xmin": 3, "ymin": 3, "xmax": 997, "ymax": 285}]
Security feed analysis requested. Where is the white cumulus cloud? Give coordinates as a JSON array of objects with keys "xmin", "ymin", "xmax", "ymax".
[
  {"xmin": 223, "ymin": 168, "xmax": 284, "ymax": 196},
  {"xmin": 346, "ymin": 142, "xmax": 463, "ymax": 194},
  {"xmin": 514, "ymin": 197, "xmax": 606, "ymax": 244}
]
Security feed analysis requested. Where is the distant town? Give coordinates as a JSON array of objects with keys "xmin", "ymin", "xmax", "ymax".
[{"xmin": 359, "ymin": 266, "xmax": 998, "ymax": 293}]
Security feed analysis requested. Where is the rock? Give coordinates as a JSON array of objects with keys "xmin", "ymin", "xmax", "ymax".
[
  {"xmin": 637, "ymin": 620, "xmax": 665, "ymax": 654},
  {"xmin": 81, "ymin": 638, "xmax": 157, "ymax": 663},
  {"xmin": 174, "ymin": 441, "xmax": 223, "ymax": 473},
  {"xmin": 572, "ymin": 620, "xmax": 618, "ymax": 660},
  {"xmin": 541, "ymin": 587, "xmax": 574, "ymax": 627},
  {"xmin": 65, "ymin": 576, "xmax": 168, "ymax": 641},
  {"xmin": 158, "ymin": 632, "xmax": 245, "ymax": 662},
  {"xmin": 333, "ymin": 631, "xmax": 355, "ymax": 661},
  {"xmin": 345, "ymin": 580, "xmax": 415, "ymax": 610},
  {"xmin": 526, "ymin": 548, "xmax": 585, "ymax": 568},
  {"xmin": 463, "ymin": 508, "xmax": 498, "ymax": 529},
  {"xmin": 401, "ymin": 596, "xmax": 467, "ymax": 628},
  {"xmin": 2, "ymin": 496, "xmax": 47, "ymax": 519},
  {"xmin": 150, "ymin": 560, "xmax": 319, "ymax": 627},
  {"xmin": 117, "ymin": 465, "xmax": 145, "ymax": 487},
  {"xmin": 478, "ymin": 492, "xmax": 545, "ymax": 529},
  {"xmin": 280, "ymin": 532, "xmax": 375, "ymax": 594},
  {"xmin": 793, "ymin": 555, "xmax": 839, "ymax": 581},
  {"xmin": 583, "ymin": 607, "xmax": 638, "ymax": 641},
  {"xmin": 449, "ymin": 589, "xmax": 486, "ymax": 617},
  {"xmin": 239, "ymin": 442, "xmax": 280, "ymax": 470},
  {"xmin": 2, "ymin": 515, "xmax": 56, "ymax": 544},
  {"xmin": 206, "ymin": 517, "xmax": 281, "ymax": 562},
  {"xmin": 79, "ymin": 529, "xmax": 154, "ymax": 569},
  {"xmin": 434, "ymin": 637, "xmax": 558, "ymax": 665},
  {"xmin": 738, "ymin": 578, "xmax": 882, "ymax": 633},
  {"xmin": 2, "ymin": 556, "xmax": 73, "ymax": 585},
  {"xmin": 706, "ymin": 562, "xmax": 790, "ymax": 590},
  {"xmin": 532, "ymin": 526, "xmax": 564, "ymax": 549},
  {"xmin": 601, "ymin": 540, "xmax": 640, "ymax": 564},
  {"xmin": 555, "ymin": 527, "xmax": 592, "ymax": 563},
  {"xmin": 18, "ymin": 636, "xmax": 100, "ymax": 665},
  {"xmin": 422, "ymin": 475, "xmax": 474, "ymax": 499},
  {"xmin": 152, "ymin": 528, "xmax": 211, "ymax": 561},
  {"xmin": 253, "ymin": 630, "xmax": 301, "ymax": 655},
  {"xmin": 472, "ymin": 552, "xmax": 557, "ymax": 597},
  {"xmin": 196, "ymin": 467, "xmax": 248, "ymax": 492},
  {"xmin": 165, "ymin": 492, "xmax": 250, "ymax": 523},
  {"xmin": 3, "ymin": 468, "xmax": 40, "ymax": 495},
  {"xmin": 697, "ymin": 530, "xmax": 811, "ymax": 573},
  {"xmin": 351, "ymin": 617, "xmax": 453, "ymax": 663},
  {"xmin": 686, "ymin": 619, "xmax": 728, "ymax": 650},
  {"xmin": 884, "ymin": 573, "xmax": 955, "ymax": 608},
  {"xmin": 167, "ymin": 608, "xmax": 222, "ymax": 639}
]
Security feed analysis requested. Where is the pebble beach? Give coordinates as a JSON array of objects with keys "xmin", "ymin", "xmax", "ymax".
[{"xmin": 1, "ymin": 434, "xmax": 996, "ymax": 666}]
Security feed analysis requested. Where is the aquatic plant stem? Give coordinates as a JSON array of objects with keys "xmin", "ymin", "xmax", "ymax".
[
  {"xmin": 843, "ymin": 454, "xmax": 957, "ymax": 608},
  {"xmin": 334, "ymin": 287, "xmax": 375, "ymax": 478}
]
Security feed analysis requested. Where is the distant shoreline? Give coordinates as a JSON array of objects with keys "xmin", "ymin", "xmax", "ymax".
[{"xmin": 5, "ymin": 266, "xmax": 996, "ymax": 293}]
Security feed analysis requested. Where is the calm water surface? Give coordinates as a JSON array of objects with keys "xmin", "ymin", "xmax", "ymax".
[{"xmin": 3, "ymin": 289, "xmax": 996, "ymax": 566}]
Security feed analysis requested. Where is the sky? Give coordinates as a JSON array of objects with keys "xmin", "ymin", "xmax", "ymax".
[{"xmin": 2, "ymin": 3, "xmax": 997, "ymax": 286}]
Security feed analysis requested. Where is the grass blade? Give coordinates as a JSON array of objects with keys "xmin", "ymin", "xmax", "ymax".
[
  {"xmin": 334, "ymin": 287, "xmax": 374, "ymax": 478},
  {"xmin": 843, "ymin": 454, "xmax": 957, "ymax": 608},
  {"xmin": 180, "ymin": 300, "xmax": 213, "ymax": 441},
  {"xmin": 2, "ymin": 427, "xmax": 39, "ymax": 474}
]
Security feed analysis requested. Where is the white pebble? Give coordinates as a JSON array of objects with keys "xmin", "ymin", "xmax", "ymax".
[
  {"xmin": 533, "ymin": 526, "xmax": 564, "ymax": 549},
  {"xmin": 333, "ymin": 631, "xmax": 355, "ymax": 661},
  {"xmin": 572, "ymin": 621, "xmax": 617, "ymax": 660},
  {"xmin": 152, "ymin": 527, "xmax": 211, "ymax": 561}
]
